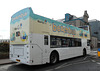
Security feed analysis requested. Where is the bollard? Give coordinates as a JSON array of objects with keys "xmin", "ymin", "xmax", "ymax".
[{"xmin": 98, "ymin": 48, "xmax": 100, "ymax": 57}]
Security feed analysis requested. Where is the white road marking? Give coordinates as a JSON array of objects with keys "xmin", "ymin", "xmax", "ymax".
[
  {"xmin": 97, "ymin": 62, "xmax": 100, "ymax": 65},
  {"xmin": 54, "ymin": 56, "xmax": 90, "ymax": 70},
  {"xmin": 55, "ymin": 62, "xmax": 68, "ymax": 69},
  {"xmin": 46, "ymin": 56, "xmax": 90, "ymax": 71},
  {"xmin": 92, "ymin": 51, "xmax": 97, "ymax": 53},
  {"xmin": 56, "ymin": 64, "xmax": 72, "ymax": 69},
  {"xmin": 72, "ymin": 60, "xmax": 90, "ymax": 65},
  {"xmin": 45, "ymin": 69, "xmax": 54, "ymax": 71},
  {"xmin": 55, "ymin": 60, "xmax": 90, "ymax": 70},
  {"xmin": 0, "ymin": 64, "xmax": 12, "ymax": 70},
  {"xmin": 83, "ymin": 56, "xmax": 88, "ymax": 60},
  {"xmin": 91, "ymin": 60, "xmax": 96, "ymax": 62}
]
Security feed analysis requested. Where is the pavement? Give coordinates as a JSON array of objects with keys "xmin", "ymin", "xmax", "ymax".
[
  {"xmin": 0, "ymin": 59, "xmax": 15, "ymax": 65},
  {"xmin": 0, "ymin": 48, "xmax": 98, "ymax": 65}
]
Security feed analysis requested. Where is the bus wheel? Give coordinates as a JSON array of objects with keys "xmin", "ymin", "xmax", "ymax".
[
  {"xmin": 50, "ymin": 52, "xmax": 59, "ymax": 64},
  {"xmin": 83, "ymin": 48, "xmax": 87, "ymax": 56}
]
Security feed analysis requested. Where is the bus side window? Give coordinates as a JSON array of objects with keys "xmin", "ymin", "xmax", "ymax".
[
  {"xmin": 61, "ymin": 38, "xmax": 67, "ymax": 47},
  {"xmin": 44, "ymin": 35, "xmax": 48, "ymax": 45}
]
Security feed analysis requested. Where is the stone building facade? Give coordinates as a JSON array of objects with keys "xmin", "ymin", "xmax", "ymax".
[
  {"xmin": 57, "ymin": 10, "xmax": 89, "ymax": 27},
  {"xmin": 89, "ymin": 20, "xmax": 100, "ymax": 47}
]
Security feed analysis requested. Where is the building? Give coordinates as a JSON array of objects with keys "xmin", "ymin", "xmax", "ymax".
[
  {"xmin": 89, "ymin": 19, "xmax": 100, "ymax": 47},
  {"xmin": 57, "ymin": 11, "xmax": 99, "ymax": 48},
  {"xmin": 0, "ymin": 39, "xmax": 10, "ymax": 43},
  {"xmin": 57, "ymin": 11, "xmax": 89, "ymax": 27}
]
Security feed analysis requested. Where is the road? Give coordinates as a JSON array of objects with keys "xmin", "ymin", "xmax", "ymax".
[{"xmin": 0, "ymin": 55, "xmax": 100, "ymax": 71}]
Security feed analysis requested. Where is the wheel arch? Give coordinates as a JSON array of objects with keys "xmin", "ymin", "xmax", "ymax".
[{"xmin": 83, "ymin": 48, "xmax": 87, "ymax": 52}]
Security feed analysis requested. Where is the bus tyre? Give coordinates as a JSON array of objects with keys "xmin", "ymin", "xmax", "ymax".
[
  {"xmin": 50, "ymin": 52, "xmax": 59, "ymax": 64},
  {"xmin": 83, "ymin": 49, "xmax": 87, "ymax": 56}
]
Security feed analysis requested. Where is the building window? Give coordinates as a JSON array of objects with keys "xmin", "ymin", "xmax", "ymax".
[
  {"xmin": 94, "ymin": 32, "xmax": 98, "ymax": 34},
  {"xmin": 44, "ymin": 35, "xmax": 48, "ymax": 45}
]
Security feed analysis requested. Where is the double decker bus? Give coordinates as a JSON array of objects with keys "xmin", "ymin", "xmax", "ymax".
[{"xmin": 10, "ymin": 7, "xmax": 90, "ymax": 65}]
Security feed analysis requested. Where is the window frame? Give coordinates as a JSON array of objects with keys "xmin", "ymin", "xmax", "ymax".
[{"xmin": 44, "ymin": 35, "xmax": 48, "ymax": 45}]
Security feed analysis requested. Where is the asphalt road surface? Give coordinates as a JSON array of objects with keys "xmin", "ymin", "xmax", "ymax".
[{"xmin": 0, "ymin": 55, "xmax": 100, "ymax": 71}]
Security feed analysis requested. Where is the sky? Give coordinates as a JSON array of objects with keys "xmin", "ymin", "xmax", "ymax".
[{"xmin": 0, "ymin": 0, "xmax": 100, "ymax": 39}]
